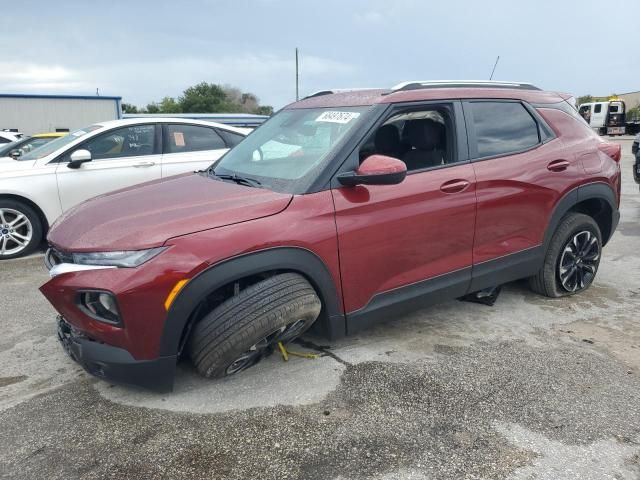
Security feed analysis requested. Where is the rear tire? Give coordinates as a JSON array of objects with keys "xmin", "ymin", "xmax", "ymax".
[
  {"xmin": 188, "ymin": 273, "xmax": 322, "ymax": 378},
  {"xmin": 0, "ymin": 200, "xmax": 42, "ymax": 260},
  {"xmin": 529, "ymin": 213, "xmax": 602, "ymax": 298}
]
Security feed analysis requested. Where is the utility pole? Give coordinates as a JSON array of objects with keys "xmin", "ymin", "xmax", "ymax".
[
  {"xmin": 295, "ymin": 48, "xmax": 299, "ymax": 101},
  {"xmin": 489, "ymin": 56, "xmax": 500, "ymax": 80}
]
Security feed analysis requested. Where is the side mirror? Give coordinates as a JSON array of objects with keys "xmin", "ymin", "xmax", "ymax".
[
  {"xmin": 67, "ymin": 149, "xmax": 92, "ymax": 169},
  {"xmin": 9, "ymin": 149, "xmax": 21, "ymax": 159},
  {"xmin": 337, "ymin": 154, "xmax": 407, "ymax": 187}
]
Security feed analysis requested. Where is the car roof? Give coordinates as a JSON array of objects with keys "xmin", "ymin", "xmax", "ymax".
[
  {"xmin": 287, "ymin": 82, "xmax": 569, "ymax": 109},
  {"xmin": 95, "ymin": 117, "xmax": 248, "ymax": 135}
]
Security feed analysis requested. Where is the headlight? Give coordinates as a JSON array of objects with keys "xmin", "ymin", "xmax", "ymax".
[{"xmin": 72, "ymin": 247, "xmax": 166, "ymax": 268}]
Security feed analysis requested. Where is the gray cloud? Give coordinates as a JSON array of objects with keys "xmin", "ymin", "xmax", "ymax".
[{"xmin": 1, "ymin": 0, "xmax": 637, "ymax": 109}]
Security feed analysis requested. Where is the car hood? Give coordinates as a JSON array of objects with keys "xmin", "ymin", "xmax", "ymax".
[
  {"xmin": 0, "ymin": 156, "xmax": 36, "ymax": 174},
  {"xmin": 48, "ymin": 173, "xmax": 293, "ymax": 252}
]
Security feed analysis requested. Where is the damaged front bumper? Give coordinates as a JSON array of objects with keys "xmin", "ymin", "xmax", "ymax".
[{"xmin": 57, "ymin": 316, "xmax": 177, "ymax": 392}]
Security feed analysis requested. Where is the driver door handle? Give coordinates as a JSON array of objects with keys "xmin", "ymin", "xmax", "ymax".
[
  {"xmin": 133, "ymin": 161, "xmax": 156, "ymax": 168},
  {"xmin": 440, "ymin": 179, "xmax": 470, "ymax": 194}
]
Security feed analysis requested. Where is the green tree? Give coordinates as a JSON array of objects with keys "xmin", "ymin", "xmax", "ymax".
[
  {"xmin": 141, "ymin": 82, "xmax": 273, "ymax": 115},
  {"xmin": 144, "ymin": 103, "xmax": 161, "ymax": 114},
  {"xmin": 158, "ymin": 96, "xmax": 181, "ymax": 113},
  {"xmin": 121, "ymin": 102, "xmax": 138, "ymax": 113},
  {"xmin": 255, "ymin": 105, "xmax": 274, "ymax": 115},
  {"xmin": 179, "ymin": 82, "xmax": 228, "ymax": 113},
  {"xmin": 576, "ymin": 95, "xmax": 593, "ymax": 106}
]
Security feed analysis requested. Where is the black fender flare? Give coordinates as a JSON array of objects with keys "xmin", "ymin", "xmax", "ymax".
[
  {"xmin": 543, "ymin": 182, "xmax": 619, "ymax": 250},
  {"xmin": 159, "ymin": 247, "xmax": 345, "ymax": 357}
]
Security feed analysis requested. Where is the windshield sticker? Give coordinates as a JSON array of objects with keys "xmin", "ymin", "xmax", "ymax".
[
  {"xmin": 72, "ymin": 130, "xmax": 86, "ymax": 137},
  {"xmin": 315, "ymin": 111, "xmax": 360, "ymax": 124}
]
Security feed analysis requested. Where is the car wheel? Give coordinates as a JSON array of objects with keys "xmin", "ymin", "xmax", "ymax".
[
  {"xmin": 529, "ymin": 213, "xmax": 602, "ymax": 298},
  {"xmin": 0, "ymin": 200, "xmax": 43, "ymax": 260},
  {"xmin": 188, "ymin": 272, "xmax": 322, "ymax": 378}
]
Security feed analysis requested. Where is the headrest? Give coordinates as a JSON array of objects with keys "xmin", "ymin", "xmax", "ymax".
[
  {"xmin": 374, "ymin": 124, "xmax": 401, "ymax": 154},
  {"xmin": 405, "ymin": 119, "xmax": 444, "ymax": 150}
]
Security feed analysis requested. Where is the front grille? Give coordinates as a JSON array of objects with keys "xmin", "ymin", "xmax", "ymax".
[{"xmin": 45, "ymin": 247, "xmax": 74, "ymax": 269}]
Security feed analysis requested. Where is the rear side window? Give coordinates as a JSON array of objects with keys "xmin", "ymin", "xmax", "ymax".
[
  {"xmin": 469, "ymin": 102, "xmax": 540, "ymax": 158},
  {"xmin": 165, "ymin": 124, "xmax": 226, "ymax": 153},
  {"xmin": 594, "ymin": 104, "xmax": 602, "ymax": 113},
  {"xmin": 217, "ymin": 129, "xmax": 245, "ymax": 147}
]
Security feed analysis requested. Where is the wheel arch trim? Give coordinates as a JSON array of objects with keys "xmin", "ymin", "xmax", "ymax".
[
  {"xmin": 0, "ymin": 193, "xmax": 50, "ymax": 232},
  {"xmin": 159, "ymin": 246, "xmax": 344, "ymax": 357},
  {"xmin": 544, "ymin": 182, "xmax": 618, "ymax": 249}
]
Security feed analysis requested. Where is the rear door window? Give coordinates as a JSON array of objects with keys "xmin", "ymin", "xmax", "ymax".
[
  {"xmin": 468, "ymin": 102, "xmax": 540, "ymax": 158},
  {"xmin": 165, "ymin": 124, "xmax": 226, "ymax": 153}
]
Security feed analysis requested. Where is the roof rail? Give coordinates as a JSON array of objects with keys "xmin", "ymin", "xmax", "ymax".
[
  {"xmin": 391, "ymin": 80, "xmax": 541, "ymax": 92},
  {"xmin": 303, "ymin": 88, "xmax": 382, "ymax": 99}
]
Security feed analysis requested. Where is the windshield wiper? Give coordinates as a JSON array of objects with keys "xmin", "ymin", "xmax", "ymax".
[{"xmin": 211, "ymin": 171, "xmax": 263, "ymax": 188}]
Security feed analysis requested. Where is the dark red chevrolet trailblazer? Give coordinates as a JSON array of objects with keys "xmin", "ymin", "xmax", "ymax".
[{"xmin": 41, "ymin": 81, "xmax": 621, "ymax": 391}]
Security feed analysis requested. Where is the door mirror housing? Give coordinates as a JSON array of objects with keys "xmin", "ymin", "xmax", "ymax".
[
  {"xmin": 337, "ymin": 154, "xmax": 407, "ymax": 187},
  {"xmin": 67, "ymin": 149, "xmax": 92, "ymax": 169},
  {"xmin": 9, "ymin": 149, "xmax": 22, "ymax": 159}
]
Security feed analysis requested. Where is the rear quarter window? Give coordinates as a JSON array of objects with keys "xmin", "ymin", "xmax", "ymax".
[
  {"xmin": 217, "ymin": 129, "xmax": 245, "ymax": 147},
  {"xmin": 469, "ymin": 102, "xmax": 540, "ymax": 158}
]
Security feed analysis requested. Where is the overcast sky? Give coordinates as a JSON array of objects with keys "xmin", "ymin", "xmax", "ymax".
[{"xmin": 1, "ymin": 0, "xmax": 637, "ymax": 109}]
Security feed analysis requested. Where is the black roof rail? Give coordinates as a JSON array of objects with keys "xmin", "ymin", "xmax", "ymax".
[{"xmin": 391, "ymin": 80, "xmax": 542, "ymax": 92}]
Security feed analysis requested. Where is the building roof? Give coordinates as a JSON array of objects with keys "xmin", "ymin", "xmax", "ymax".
[{"xmin": 0, "ymin": 93, "xmax": 121, "ymax": 101}]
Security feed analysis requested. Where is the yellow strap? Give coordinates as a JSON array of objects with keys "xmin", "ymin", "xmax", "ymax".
[
  {"xmin": 277, "ymin": 342, "xmax": 319, "ymax": 361},
  {"xmin": 277, "ymin": 341, "xmax": 289, "ymax": 361},
  {"xmin": 287, "ymin": 351, "xmax": 319, "ymax": 359}
]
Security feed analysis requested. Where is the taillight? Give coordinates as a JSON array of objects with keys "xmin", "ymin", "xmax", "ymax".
[{"xmin": 598, "ymin": 143, "xmax": 621, "ymax": 162}]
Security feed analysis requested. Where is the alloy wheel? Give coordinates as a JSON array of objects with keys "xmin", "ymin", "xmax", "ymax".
[
  {"xmin": 224, "ymin": 319, "xmax": 308, "ymax": 376},
  {"xmin": 0, "ymin": 208, "xmax": 33, "ymax": 257},
  {"xmin": 558, "ymin": 230, "xmax": 600, "ymax": 293}
]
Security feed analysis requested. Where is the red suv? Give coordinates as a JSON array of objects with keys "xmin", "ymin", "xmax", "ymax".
[{"xmin": 41, "ymin": 81, "xmax": 621, "ymax": 391}]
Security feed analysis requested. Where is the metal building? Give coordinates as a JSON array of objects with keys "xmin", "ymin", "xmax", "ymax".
[
  {"xmin": 618, "ymin": 91, "xmax": 640, "ymax": 110},
  {"xmin": 0, "ymin": 93, "xmax": 122, "ymax": 135}
]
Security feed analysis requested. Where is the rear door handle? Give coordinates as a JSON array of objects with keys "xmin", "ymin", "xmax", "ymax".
[
  {"xmin": 547, "ymin": 159, "xmax": 569, "ymax": 172},
  {"xmin": 440, "ymin": 179, "xmax": 470, "ymax": 194},
  {"xmin": 133, "ymin": 161, "xmax": 156, "ymax": 168}
]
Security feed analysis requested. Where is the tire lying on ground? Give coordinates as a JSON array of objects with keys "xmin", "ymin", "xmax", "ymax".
[
  {"xmin": 0, "ymin": 199, "xmax": 42, "ymax": 260},
  {"xmin": 188, "ymin": 272, "xmax": 322, "ymax": 378},
  {"xmin": 529, "ymin": 212, "xmax": 602, "ymax": 298}
]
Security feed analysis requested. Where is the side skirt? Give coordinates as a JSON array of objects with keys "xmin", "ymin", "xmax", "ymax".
[
  {"xmin": 345, "ymin": 268, "xmax": 471, "ymax": 334},
  {"xmin": 345, "ymin": 246, "xmax": 545, "ymax": 335},
  {"xmin": 469, "ymin": 245, "xmax": 544, "ymax": 293}
]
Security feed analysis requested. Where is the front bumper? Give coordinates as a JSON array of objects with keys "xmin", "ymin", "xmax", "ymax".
[{"xmin": 57, "ymin": 316, "xmax": 177, "ymax": 392}]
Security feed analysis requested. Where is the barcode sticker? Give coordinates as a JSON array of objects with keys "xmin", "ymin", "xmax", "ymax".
[{"xmin": 315, "ymin": 111, "xmax": 360, "ymax": 124}]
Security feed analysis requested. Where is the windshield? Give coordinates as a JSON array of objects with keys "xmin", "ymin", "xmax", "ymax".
[
  {"xmin": 213, "ymin": 106, "xmax": 369, "ymax": 192},
  {"xmin": 0, "ymin": 136, "xmax": 62, "ymax": 159},
  {"xmin": 20, "ymin": 125, "xmax": 102, "ymax": 160}
]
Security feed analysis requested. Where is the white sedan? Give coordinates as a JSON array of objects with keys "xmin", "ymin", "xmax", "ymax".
[{"xmin": 0, "ymin": 118, "xmax": 246, "ymax": 259}]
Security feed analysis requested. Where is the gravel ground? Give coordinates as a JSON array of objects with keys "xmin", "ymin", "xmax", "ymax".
[{"xmin": 0, "ymin": 138, "xmax": 639, "ymax": 480}]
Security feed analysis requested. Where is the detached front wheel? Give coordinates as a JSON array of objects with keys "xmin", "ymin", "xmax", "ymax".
[
  {"xmin": 188, "ymin": 273, "xmax": 322, "ymax": 378},
  {"xmin": 529, "ymin": 213, "xmax": 602, "ymax": 297}
]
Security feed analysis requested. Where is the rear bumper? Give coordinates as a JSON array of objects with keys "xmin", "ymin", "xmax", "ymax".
[{"xmin": 57, "ymin": 316, "xmax": 176, "ymax": 392}]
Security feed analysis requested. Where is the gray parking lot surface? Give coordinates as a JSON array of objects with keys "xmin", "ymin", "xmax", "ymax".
[{"xmin": 1, "ymin": 138, "xmax": 639, "ymax": 479}]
